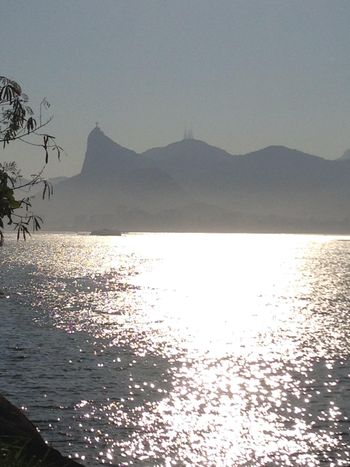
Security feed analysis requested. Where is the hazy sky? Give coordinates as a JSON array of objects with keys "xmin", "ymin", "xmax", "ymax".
[{"xmin": 1, "ymin": 0, "xmax": 350, "ymax": 176}]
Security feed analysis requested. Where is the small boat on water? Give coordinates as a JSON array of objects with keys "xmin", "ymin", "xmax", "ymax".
[{"xmin": 90, "ymin": 229, "xmax": 122, "ymax": 236}]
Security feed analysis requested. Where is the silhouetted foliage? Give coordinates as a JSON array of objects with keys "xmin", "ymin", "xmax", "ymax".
[{"xmin": 0, "ymin": 76, "xmax": 60, "ymax": 244}]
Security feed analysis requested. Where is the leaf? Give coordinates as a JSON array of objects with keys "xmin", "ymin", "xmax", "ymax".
[
  {"xmin": 26, "ymin": 117, "xmax": 36, "ymax": 133},
  {"xmin": 9, "ymin": 199, "xmax": 21, "ymax": 209}
]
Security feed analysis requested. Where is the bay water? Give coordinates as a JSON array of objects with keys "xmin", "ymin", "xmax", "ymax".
[{"xmin": 1, "ymin": 233, "xmax": 350, "ymax": 466}]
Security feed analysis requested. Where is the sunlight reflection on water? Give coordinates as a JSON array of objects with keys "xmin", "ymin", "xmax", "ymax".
[{"xmin": 1, "ymin": 233, "xmax": 350, "ymax": 465}]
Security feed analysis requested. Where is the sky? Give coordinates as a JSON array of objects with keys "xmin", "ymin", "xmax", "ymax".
[{"xmin": 1, "ymin": 0, "xmax": 350, "ymax": 177}]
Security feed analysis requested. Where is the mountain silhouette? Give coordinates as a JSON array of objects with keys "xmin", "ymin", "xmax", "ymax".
[
  {"xmin": 36, "ymin": 128, "xmax": 350, "ymax": 233},
  {"xmin": 338, "ymin": 149, "xmax": 350, "ymax": 161}
]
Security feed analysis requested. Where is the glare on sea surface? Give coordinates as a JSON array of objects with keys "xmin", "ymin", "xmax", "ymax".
[
  {"xmin": 118, "ymin": 234, "xmax": 311, "ymax": 355},
  {"xmin": 3, "ymin": 233, "xmax": 350, "ymax": 465}
]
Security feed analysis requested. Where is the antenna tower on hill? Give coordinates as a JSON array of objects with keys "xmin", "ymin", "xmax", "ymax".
[{"xmin": 183, "ymin": 126, "xmax": 194, "ymax": 140}]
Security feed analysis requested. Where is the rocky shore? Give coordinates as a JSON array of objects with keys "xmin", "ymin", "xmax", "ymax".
[{"xmin": 0, "ymin": 394, "xmax": 84, "ymax": 466}]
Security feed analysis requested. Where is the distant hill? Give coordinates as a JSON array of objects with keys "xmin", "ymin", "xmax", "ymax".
[
  {"xmin": 338, "ymin": 149, "xmax": 350, "ymax": 161},
  {"xmin": 49, "ymin": 176, "xmax": 69, "ymax": 185},
  {"xmin": 35, "ymin": 127, "xmax": 350, "ymax": 233}
]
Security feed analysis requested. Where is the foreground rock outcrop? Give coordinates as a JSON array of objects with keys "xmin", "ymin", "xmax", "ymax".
[{"xmin": 0, "ymin": 394, "xmax": 84, "ymax": 466}]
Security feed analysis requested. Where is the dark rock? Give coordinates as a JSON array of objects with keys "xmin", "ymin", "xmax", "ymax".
[{"xmin": 0, "ymin": 394, "xmax": 84, "ymax": 466}]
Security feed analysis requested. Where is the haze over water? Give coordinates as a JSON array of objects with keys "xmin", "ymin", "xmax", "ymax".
[{"xmin": 1, "ymin": 232, "xmax": 350, "ymax": 466}]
